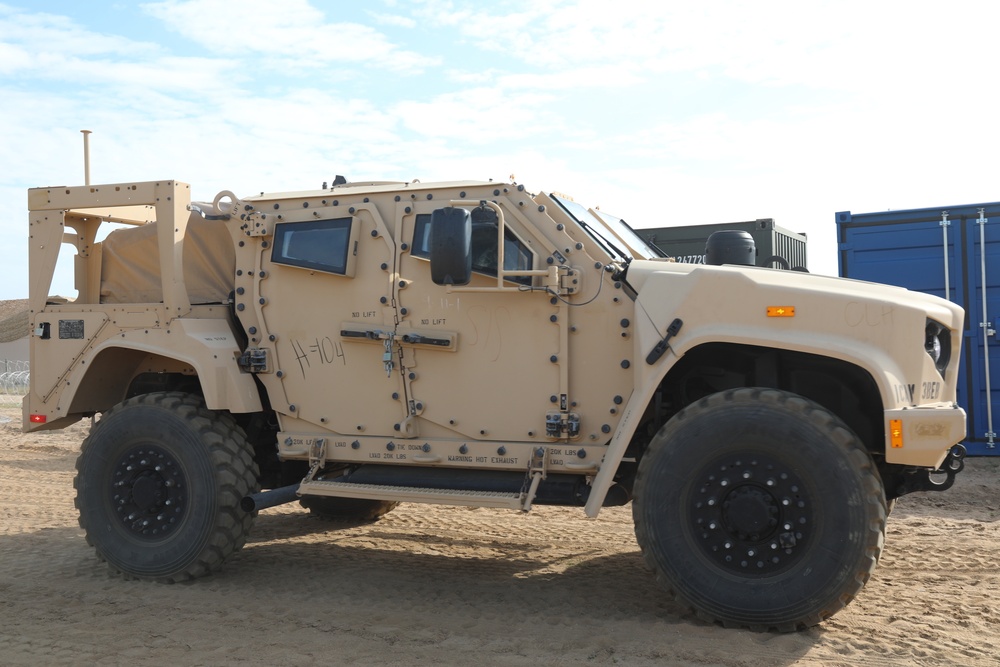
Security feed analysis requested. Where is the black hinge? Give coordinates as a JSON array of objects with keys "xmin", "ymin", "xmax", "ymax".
[
  {"xmin": 545, "ymin": 412, "xmax": 581, "ymax": 438},
  {"xmin": 238, "ymin": 348, "xmax": 268, "ymax": 373}
]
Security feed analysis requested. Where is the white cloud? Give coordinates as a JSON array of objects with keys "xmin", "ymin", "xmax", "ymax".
[
  {"xmin": 0, "ymin": 5, "xmax": 241, "ymax": 91},
  {"xmin": 368, "ymin": 11, "xmax": 417, "ymax": 29},
  {"xmin": 392, "ymin": 88, "xmax": 562, "ymax": 141},
  {"xmin": 0, "ymin": 4, "xmax": 155, "ymax": 61},
  {"xmin": 0, "ymin": 41, "xmax": 36, "ymax": 73},
  {"xmin": 142, "ymin": 0, "xmax": 440, "ymax": 73},
  {"xmin": 5, "ymin": 0, "xmax": 1000, "ymax": 300},
  {"xmin": 406, "ymin": 0, "xmax": 1000, "ymax": 100}
]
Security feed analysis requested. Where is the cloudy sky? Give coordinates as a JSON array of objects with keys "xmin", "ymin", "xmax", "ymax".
[{"xmin": 2, "ymin": 0, "xmax": 998, "ymax": 299}]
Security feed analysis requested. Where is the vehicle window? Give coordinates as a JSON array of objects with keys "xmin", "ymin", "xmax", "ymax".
[
  {"xmin": 271, "ymin": 218, "xmax": 353, "ymax": 275},
  {"xmin": 552, "ymin": 195, "xmax": 660, "ymax": 260},
  {"xmin": 412, "ymin": 212, "xmax": 533, "ymax": 285}
]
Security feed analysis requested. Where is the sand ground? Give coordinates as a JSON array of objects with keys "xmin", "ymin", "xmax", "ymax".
[{"xmin": 1, "ymin": 405, "xmax": 998, "ymax": 666}]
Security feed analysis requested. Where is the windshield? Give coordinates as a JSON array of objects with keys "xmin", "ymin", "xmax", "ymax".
[{"xmin": 551, "ymin": 195, "xmax": 661, "ymax": 261}]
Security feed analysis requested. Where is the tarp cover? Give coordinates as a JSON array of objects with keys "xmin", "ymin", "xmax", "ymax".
[{"xmin": 100, "ymin": 213, "xmax": 235, "ymax": 304}]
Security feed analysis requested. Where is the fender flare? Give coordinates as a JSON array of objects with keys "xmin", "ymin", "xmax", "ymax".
[{"xmin": 77, "ymin": 320, "xmax": 262, "ymax": 414}]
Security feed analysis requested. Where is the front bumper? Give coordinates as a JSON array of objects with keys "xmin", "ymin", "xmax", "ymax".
[{"xmin": 884, "ymin": 404, "xmax": 967, "ymax": 468}]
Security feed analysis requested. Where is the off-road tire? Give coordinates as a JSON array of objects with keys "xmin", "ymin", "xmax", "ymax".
[
  {"xmin": 75, "ymin": 392, "xmax": 259, "ymax": 582},
  {"xmin": 300, "ymin": 496, "xmax": 399, "ymax": 522},
  {"xmin": 632, "ymin": 388, "xmax": 886, "ymax": 632}
]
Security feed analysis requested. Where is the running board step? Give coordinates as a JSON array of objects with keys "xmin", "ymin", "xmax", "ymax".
[{"xmin": 298, "ymin": 478, "xmax": 524, "ymax": 510}]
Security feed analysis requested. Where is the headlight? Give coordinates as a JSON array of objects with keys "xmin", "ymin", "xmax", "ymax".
[
  {"xmin": 926, "ymin": 332, "xmax": 941, "ymax": 363},
  {"xmin": 925, "ymin": 320, "xmax": 951, "ymax": 377}
]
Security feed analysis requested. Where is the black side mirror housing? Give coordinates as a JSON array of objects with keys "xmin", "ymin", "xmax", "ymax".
[{"xmin": 430, "ymin": 207, "xmax": 472, "ymax": 285}]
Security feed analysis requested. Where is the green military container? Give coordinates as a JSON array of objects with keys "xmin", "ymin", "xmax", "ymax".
[{"xmin": 638, "ymin": 218, "xmax": 808, "ymax": 270}]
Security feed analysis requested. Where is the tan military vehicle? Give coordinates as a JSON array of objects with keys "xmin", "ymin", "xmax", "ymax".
[{"xmin": 25, "ymin": 175, "xmax": 967, "ymax": 631}]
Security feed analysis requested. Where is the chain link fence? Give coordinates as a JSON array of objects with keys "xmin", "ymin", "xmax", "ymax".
[{"xmin": 0, "ymin": 360, "xmax": 29, "ymax": 408}]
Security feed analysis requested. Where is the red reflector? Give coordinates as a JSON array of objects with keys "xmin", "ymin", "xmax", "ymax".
[{"xmin": 30, "ymin": 414, "xmax": 47, "ymax": 424}]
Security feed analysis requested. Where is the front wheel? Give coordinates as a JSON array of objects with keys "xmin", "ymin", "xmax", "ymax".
[
  {"xmin": 632, "ymin": 388, "xmax": 886, "ymax": 631},
  {"xmin": 75, "ymin": 392, "xmax": 259, "ymax": 582}
]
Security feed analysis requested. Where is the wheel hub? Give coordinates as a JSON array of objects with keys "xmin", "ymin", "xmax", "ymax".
[
  {"xmin": 130, "ymin": 473, "xmax": 163, "ymax": 511},
  {"xmin": 691, "ymin": 455, "xmax": 811, "ymax": 576},
  {"xmin": 722, "ymin": 485, "xmax": 778, "ymax": 540},
  {"xmin": 110, "ymin": 445, "xmax": 186, "ymax": 539}
]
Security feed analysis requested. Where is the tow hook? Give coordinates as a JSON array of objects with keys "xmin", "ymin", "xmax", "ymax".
[
  {"xmin": 895, "ymin": 444, "xmax": 967, "ymax": 495},
  {"xmin": 943, "ymin": 443, "xmax": 967, "ymax": 475}
]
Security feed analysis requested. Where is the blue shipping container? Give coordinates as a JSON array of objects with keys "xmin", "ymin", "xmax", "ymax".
[{"xmin": 837, "ymin": 203, "xmax": 1000, "ymax": 455}]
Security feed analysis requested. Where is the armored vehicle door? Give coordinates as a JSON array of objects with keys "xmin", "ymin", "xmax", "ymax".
[
  {"xmin": 251, "ymin": 200, "xmax": 405, "ymax": 435},
  {"xmin": 392, "ymin": 194, "xmax": 561, "ymax": 444}
]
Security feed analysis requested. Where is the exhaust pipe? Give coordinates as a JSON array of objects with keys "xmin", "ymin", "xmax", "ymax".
[{"xmin": 241, "ymin": 483, "xmax": 300, "ymax": 512}]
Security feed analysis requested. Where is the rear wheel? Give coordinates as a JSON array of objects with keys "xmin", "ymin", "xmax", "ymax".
[
  {"xmin": 75, "ymin": 392, "xmax": 259, "ymax": 582},
  {"xmin": 632, "ymin": 388, "xmax": 886, "ymax": 631}
]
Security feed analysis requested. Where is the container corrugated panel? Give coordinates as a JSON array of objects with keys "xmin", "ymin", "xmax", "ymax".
[
  {"xmin": 639, "ymin": 219, "xmax": 808, "ymax": 270},
  {"xmin": 837, "ymin": 203, "xmax": 1000, "ymax": 455}
]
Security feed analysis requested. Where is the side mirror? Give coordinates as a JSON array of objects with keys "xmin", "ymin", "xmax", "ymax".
[{"xmin": 430, "ymin": 207, "xmax": 472, "ymax": 285}]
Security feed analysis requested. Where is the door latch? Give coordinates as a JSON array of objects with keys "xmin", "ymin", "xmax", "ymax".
[{"xmin": 383, "ymin": 335, "xmax": 396, "ymax": 377}]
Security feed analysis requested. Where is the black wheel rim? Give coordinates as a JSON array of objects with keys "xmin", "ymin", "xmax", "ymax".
[
  {"xmin": 690, "ymin": 453, "xmax": 812, "ymax": 576},
  {"xmin": 110, "ymin": 444, "xmax": 187, "ymax": 539}
]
